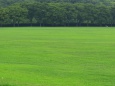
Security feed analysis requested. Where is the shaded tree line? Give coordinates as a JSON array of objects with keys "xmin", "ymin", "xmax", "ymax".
[
  {"xmin": 0, "ymin": 2, "xmax": 115, "ymax": 27},
  {"xmin": 0, "ymin": 0, "xmax": 115, "ymax": 7}
]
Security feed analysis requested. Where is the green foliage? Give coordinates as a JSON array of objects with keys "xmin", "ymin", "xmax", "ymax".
[
  {"xmin": 0, "ymin": 0, "xmax": 115, "ymax": 26},
  {"xmin": 7, "ymin": 5, "xmax": 28, "ymax": 26},
  {"xmin": 0, "ymin": 0, "xmax": 115, "ymax": 6}
]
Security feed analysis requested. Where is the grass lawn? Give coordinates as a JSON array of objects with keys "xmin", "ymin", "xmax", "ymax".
[{"xmin": 0, "ymin": 27, "xmax": 115, "ymax": 86}]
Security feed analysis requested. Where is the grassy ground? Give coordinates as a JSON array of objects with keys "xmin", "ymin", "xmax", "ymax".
[{"xmin": 0, "ymin": 27, "xmax": 115, "ymax": 86}]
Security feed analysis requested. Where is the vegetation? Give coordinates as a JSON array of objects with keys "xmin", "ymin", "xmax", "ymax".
[
  {"xmin": 0, "ymin": 0, "xmax": 115, "ymax": 6},
  {"xmin": 0, "ymin": 0, "xmax": 115, "ymax": 26},
  {"xmin": 0, "ymin": 27, "xmax": 115, "ymax": 86}
]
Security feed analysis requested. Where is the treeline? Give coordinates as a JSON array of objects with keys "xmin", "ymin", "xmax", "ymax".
[
  {"xmin": 0, "ymin": 0, "xmax": 115, "ymax": 7},
  {"xmin": 0, "ymin": 2, "xmax": 115, "ymax": 27}
]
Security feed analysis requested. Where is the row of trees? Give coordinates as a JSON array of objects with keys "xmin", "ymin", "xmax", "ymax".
[
  {"xmin": 0, "ymin": 0, "xmax": 115, "ymax": 7},
  {"xmin": 0, "ymin": 2, "xmax": 115, "ymax": 26}
]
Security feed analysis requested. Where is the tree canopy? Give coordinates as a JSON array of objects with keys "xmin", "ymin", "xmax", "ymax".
[
  {"xmin": 0, "ymin": 0, "xmax": 115, "ymax": 7},
  {"xmin": 0, "ymin": 0, "xmax": 115, "ymax": 26}
]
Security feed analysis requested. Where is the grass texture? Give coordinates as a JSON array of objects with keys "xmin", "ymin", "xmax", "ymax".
[{"xmin": 0, "ymin": 27, "xmax": 115, "ymax": 86}]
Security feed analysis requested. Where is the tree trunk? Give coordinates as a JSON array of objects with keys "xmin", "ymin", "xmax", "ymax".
[
  {"xmin": 30, "ymin": 19, "xmax": 33, "ymax": 26},
  {"xmin": 18, "ymin": 21, "xmax": 20, "ymax": 27},
  {"xmin": 13, "ymin": 23, "xmax": 15, "ymax": 27},
  {"xmin": 0, "ymin": 24, "xmax": 2, "ymax": 27},
  {"xmin": 40, "ymin": 23, "xmax": 42, "ymax": 27}
]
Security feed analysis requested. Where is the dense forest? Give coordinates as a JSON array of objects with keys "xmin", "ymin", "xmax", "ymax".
[
  {"xmin": 0, "ymin": 0, "xmax": 115, "ymax": 26},
  {"xmin": 0, "ymin": 0, "xmax": 115, "ymax": 6}
]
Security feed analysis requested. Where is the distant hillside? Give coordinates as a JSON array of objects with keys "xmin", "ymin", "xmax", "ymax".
[{"xmin": 0, "ymin": 0, "xmax": 115, "ymax": 7}]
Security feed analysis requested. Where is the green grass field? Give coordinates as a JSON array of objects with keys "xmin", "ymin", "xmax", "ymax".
[{"xmin": 0, "ymin": 27, "xmax": 115, "ymax": 86}]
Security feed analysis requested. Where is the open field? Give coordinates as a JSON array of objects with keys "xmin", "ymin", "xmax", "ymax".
[{"xmin": 0, "ymin": 27, "xmax": 115, "ymax": 86}]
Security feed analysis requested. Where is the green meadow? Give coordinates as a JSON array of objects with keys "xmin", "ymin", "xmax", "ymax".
[{"xmin": 0, "ymin": 27, "xmax": 115, "ymax": 86}]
